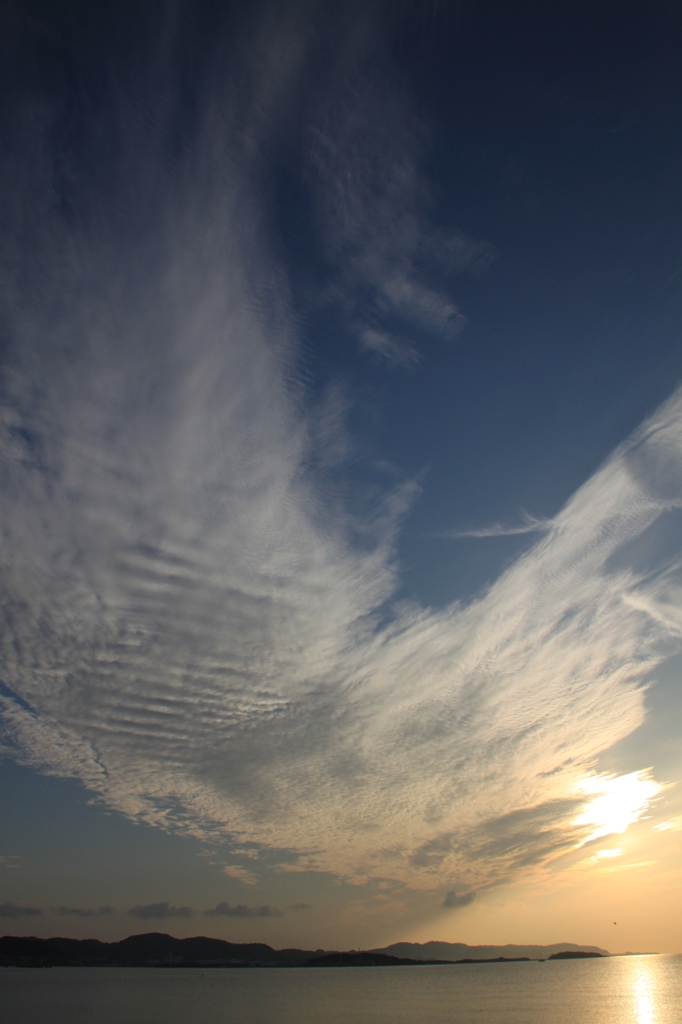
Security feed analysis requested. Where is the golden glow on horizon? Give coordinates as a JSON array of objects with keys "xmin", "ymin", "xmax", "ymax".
[{"xmin": 574, "ymin": 770, "xmax": 663, "ymax": 844}]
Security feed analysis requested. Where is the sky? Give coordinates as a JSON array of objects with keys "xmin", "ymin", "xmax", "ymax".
[{"xmin": 1, "ymin": 0, "xmax": 682, "ymax": 955}]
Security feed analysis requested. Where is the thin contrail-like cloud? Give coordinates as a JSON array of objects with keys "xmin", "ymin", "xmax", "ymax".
[{"xmin": 439, "ymin": 513, "xmax": 552, "ymax": 539}]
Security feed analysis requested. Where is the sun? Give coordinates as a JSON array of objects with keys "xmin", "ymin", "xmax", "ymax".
[{"xmin": 574, "ymin": 770, "xmax": 663, "ymax": 844}]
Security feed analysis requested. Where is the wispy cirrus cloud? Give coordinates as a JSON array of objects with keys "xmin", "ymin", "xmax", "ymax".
[
  {"xmin": 309, "ymin": 74, "xmax": 490, "ymax": 365},
  {"xmin": 359, "ymin": 328, "xmax": 420, "ymax": 369},
  {"xmin": 0, "ymin": 2, "xmax": 680, "ymax": 907},
  {"xmin": 653, "ymin": 816, "xmax": 682, "ymax": 832},
  {"xmin": 438, "ymin": 512, "xmax": 552, "ymax": 539}
]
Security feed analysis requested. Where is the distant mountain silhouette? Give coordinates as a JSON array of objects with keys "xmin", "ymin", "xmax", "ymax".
[
  {"xmin": 309, "ymin": 952, "xmax": 535, "ymax": 967},
  {"xmin": 0, "ymin": 933, "xmax": 320, "ymax": 968},
  {"xmin": 0, "ymin": 933, "xmax": 610, "ymax": 968},
  {"xmin": 371, "ymin": 941, "xmax": 610, "ymax": 961}
]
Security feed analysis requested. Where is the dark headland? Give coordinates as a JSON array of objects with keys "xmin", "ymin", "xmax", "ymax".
[
  {"xmin": 546, "ymin": 950, "xmax": 605, "ymax": 960},
  {"xmin": 0, "ymin": 934, "xmax": 609, "ymax": 968}
]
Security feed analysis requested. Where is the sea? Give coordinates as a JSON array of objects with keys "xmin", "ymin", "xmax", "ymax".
[{"xmin": 2, "ymin": 954, "xmax": 682, "ymax": 1024}]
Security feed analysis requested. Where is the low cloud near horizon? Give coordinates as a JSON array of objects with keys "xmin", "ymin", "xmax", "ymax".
[
  {"xmin": 206, "ymin": 903, "xmax": 283, "ymax": 918},
  {"xmin": 53, "ymin": 906, "xmax": 114, "ymax": 918},
  {"xmin": 0, "ymin": 902, "xmax": 42, "ymax": 919},
  {"xmin": 128, "ymin": 903, "xmax": 193, "ymax": 921}
]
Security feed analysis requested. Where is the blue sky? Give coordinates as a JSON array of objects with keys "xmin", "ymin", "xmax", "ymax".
[{"xmin": 1, "ymin": 1, "xmax": 682, "ymax": 952}]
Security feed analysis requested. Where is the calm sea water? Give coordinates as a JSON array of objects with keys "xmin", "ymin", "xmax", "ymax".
[{"xmin": 2, "ymin": 955, "xmax": 682, "ymax": 1024}]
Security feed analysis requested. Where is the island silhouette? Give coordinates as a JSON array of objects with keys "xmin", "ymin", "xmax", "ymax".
[{"xmin": 0, "ymin": 934, "xmax": 609, "ymax": 968}]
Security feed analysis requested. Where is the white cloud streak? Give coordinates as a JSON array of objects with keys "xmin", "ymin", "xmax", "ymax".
[
  {"xmin": 439, "ymin": 512, "xmax": 552, "ymax": 539},
  {"xmin": 1, "ymin": 5, "xmax": 681, "ymax": 900},
  {"xmin": 359, "ymin": 328, "xmax": 420, "ymax": 368}
]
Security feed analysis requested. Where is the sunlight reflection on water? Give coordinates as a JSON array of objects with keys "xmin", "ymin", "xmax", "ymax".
[
  {"xmin": 1, "ymin": 955, "xmax": 682, "ymax": 1024},
  {"xmin": 631, "ymin": 957, "xmax": 657, "ymax": 1024}
]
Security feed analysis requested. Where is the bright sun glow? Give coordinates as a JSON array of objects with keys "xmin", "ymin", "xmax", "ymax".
[{"xmin": 574, "ymin": 770, "xmax": 663, "ymax": 843}]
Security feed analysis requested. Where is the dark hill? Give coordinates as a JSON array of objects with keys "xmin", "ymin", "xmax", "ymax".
[
  {"xmin": 0, "ymin": 933, "xmax": 610, "ymax": 968},
  {"xmin": 547, "ymin": 950, "xmax": 604, "ymax": 960},
  {"xmin": 0, "ymin": 933, "xmax": 318, "ymax": 968},
  {"xmin": 309, "ymin": 952, "xmax": 427, "ymax": 967},
  {"xmin": 310, "ymin": 952, "xmax": 534, "ymax": 967}
]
